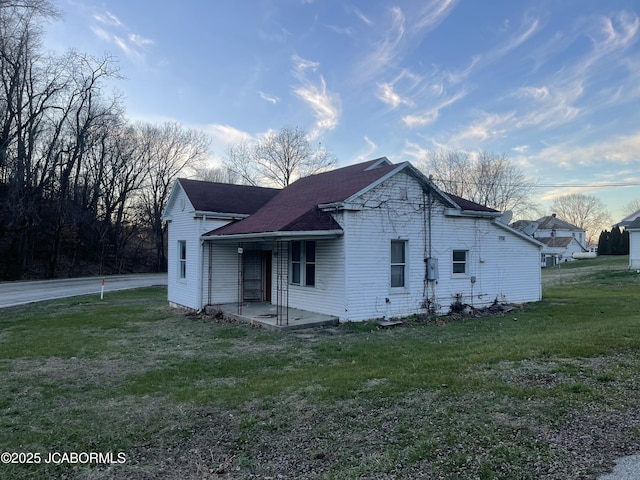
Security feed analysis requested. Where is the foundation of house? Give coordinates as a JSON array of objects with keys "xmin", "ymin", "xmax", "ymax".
[{"xmin": 207, "ymin": 302, "xmax": 339, "ymax": 331}]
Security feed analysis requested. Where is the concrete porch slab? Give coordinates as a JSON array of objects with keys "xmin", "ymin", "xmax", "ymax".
[{"xmin": 208, "ymin": 302, "xmax": 339, "ymax": 331}]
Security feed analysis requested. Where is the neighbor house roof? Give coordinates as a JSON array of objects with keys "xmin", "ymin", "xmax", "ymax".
[
  {"xmin": 538, "ymin": 237, "xmax": 577, "ymax": 248},
  {"xmin": 177, "ymin": 178, "xmax": 279, "ymax": 215},
  {"xmin": 203, "ymin": 158, "xmax": 500, "ymax": 239},
  {"xmin": 535, "ymin": 214, "xmax": 583, "ymax": 232},
  {"xmin": 627, "ymin": 217, "xmax": 640, "ymax": 230},
  {"xmin": 618, "ymin": 209, "xmax": 640, "ymax": 228}
]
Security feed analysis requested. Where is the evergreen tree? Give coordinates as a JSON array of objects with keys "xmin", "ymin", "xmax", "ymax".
[
  {"xmin": 597, "ymin": 230, "xmax": 607, "ymax": 256},
  {"xmin": 610, "ymin": 225, "xmax": 622, "ymax": 255},
  {"xmin": 621, "ymin": 229, "xmax": 630, "ymax": 255},
  {"xmin": 598, "ymin": 230, "xmax": 612, "ymax": 255}
]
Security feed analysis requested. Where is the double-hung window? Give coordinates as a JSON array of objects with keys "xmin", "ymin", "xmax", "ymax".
[
  {"xmin": 390, "ymin": 240, "xmax": 407, "ymax": 288},
  {"xmin": 452, "ymin": 249, "xmax": 468, "ymax": 274},
  {"xmin": 178, "ymin": 241, "xmax": 187, "ymax": 279},
  {"xmin": 290, "ymin": 240, "xmax": 316, "ymax": 287}
]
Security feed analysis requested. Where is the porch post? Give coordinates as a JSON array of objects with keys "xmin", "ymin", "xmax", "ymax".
[
  {"xmin": 237, "ymin": 244, "xmax": 243, "ymax": 314},
  {"xmin": 276, "ymin": 240, "xmax": 289, "ymax": 326}
]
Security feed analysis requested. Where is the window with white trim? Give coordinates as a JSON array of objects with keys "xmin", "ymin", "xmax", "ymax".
[
  {"xmin": 452, "ymin": 249, "xmax": 468, "ymax": 274},
  {"xmin": 178, "ymin": 241, "xmax": 187, "ymax": 279},
  {"xmin": 290, "ymin": 240, "xmax": 316, "ymax": 286},
  {"xmin": 390, "ymin": 240, "xmax": 406, "ymax": 288}
]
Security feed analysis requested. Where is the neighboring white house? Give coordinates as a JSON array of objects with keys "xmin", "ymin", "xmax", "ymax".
[
  {"xmin": 512, "ymin": 214, "xmax": 587, "ymax": 267},
  {"xmin": 618, "ymin": 209, "xmax": 640, "ymax": 269},
  {"xmin": 163, "ymin": 158, "xmax": 543, "ymax": 322}
]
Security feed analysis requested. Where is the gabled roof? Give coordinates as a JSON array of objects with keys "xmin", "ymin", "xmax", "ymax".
[
  {"xmin": 171, "ymin": 178, "xmax": 279, "ymax": 216},
  {"xmin": 538, "ymin": 236, "xmax": 579, "ymax": 248},
  {"xmin": 627, "ymin": 217, "xmax": 640, "ymax": 230},
  {"xmin": 204, "ymin": 158, "xmax": 501, "ymax": 239},
  {"xmin": 206, "ymin": 158, "xmax": 400, "ymax": 236},
  {"xmin": 619, "ymin": 209, "xmax": 640, "ymax": 228},
  {"xmin": 535, "ymin": 214, "xmax": 583, "ymax": 232}
]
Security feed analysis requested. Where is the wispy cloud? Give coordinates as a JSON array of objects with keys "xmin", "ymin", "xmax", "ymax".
[
  {"xmin": 356, "ymin": 1, "xmax": 457, "ymax": 83},
  {"xmin": 258, "ymin": 91, "xmax": 279, "ymax": 104},
  {"xmin": 376, "ymin": 82, "xmax": 414, "ymax": 109},
  {"xmin": 354, "ymin": 135, "xmax": 378, "ymax": 163},
  {"xmin": 530, "ymin": 130, "xmax": 640, "ymax": 175},
  {"xmin": 412, "ymin": 0, "xmax": 458, "ymax": 33},
  {"xmin": 513, "ymin": 82, "xmax": 583, "ymax": 129},
  {"xmin": 347, "ymin": 5, "xmax": 373, "ymax": 26},
  {"xmin": 445, "ymin": 15, "xmax": 540, "ymax": 85},
  {"xmin": 204, "ymin": 124, "xmax": 255, "ymax": 151},
  {"xmin": 291, "ymin": 55, "xmax": 342, "ymax": 138},
  {"xmin": 402, "ymin": 89, "xmax": 467, "ymax": 127},
  {"xmin": 90, "ymin": 9, "xmax": 154, "ymax": 65},
  {"xmin": 93, "ymin": 11, "xmax": 122, "ymax": 27},
  {"xmin": 449, "ymin": 111, "xmax": 515, "ymax": 143}
]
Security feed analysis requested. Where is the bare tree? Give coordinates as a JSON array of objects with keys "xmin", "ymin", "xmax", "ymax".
[
  {"xmin": 222, "ymin": 141, "xmax": 259, "ymax": 186},
  {"xmin": 550, "ymin": 193, "xmax": 611, "ymax": 245},
  {"xmin": 224, "ymin": 126, "xmax": 336, "ymax": 188},
  {"xmin": 136, "ymin": 121, "xmax": 210, "ymax": 271},
  {"xmin": 623, "ymin": 199, "xmax": 640, "ymax": 216},
  {"xmin": 416, "ymin": 149, "xmax": 537, "ymax": 217},
  {"xmin": 193, "ymin": 165, "xmax": 240, "ymax": 184}
]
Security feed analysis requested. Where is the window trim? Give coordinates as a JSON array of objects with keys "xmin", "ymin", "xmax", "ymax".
[
  {"xmin": 390, "ymin": 240, "xmax": 408, "ymax": 291},
  {"xmin": 178, "ymin": 240, "xmax": 187, "ymax": 280},
  {"xmin": 452, "ymin": 249, "xmax": 468, "ymax": 275},
  {"xmin": 290, "ymin": 240, "xmax": 316, "ymax": 287}
]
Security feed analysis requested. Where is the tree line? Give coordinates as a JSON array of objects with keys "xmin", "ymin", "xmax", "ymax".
[
  {"xmin": 1, "ymin": 1, "xmax": 627, "ymax": 281},
  {"xmin": 0, "ymin": 0, "xmax": 209, "ymax": 280},
  {"xmin": 597, "ymin": 226, "xmax": 629, "ymax": 256}
]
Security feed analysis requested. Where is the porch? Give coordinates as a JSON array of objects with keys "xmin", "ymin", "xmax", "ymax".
[{"xmin": 206, "ymin": 302, "xmax": 339, "ymax": 331}]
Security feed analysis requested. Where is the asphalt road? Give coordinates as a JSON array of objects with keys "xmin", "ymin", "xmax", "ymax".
[{"xmin": 0, "ymin": 274, "xmax": 168, "ymax": 309}]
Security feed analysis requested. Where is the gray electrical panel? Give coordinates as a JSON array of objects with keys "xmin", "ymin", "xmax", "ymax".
[{"xmin": 426, "ymin": 257, "xmax": 439, "ymax": 281}]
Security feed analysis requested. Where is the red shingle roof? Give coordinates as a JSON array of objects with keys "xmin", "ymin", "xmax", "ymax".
[
  {"xmin": 207, "ymin": 158, "xmax": 399, "ymax": 236},
  {"xmin": 203, "ymin": 158, "xmax": 499, "ymax": 238},
  {"xmin": 178, "ymin": 178, "xmax": 279, "ymax": 215},
  {"xmin": 445, "ymin": 193, "xmax": 498, "ymax": 213}
]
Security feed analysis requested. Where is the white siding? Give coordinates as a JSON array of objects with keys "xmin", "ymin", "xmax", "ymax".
[
  {"xmin": 342, "ymin": 172, "xmax": 430, "ymax": 321},
  {"xmin": 166, "ymin": 184, "xmax": 234, "ymax": 310},
  {"xmin": 629, "ymin": 230, "xmax": 640, "ymax": 269},
  {"xmin": 340, "ymin": 171, "xmax": 541, "ymax": 321},
  {"xmin": 284, "ymin": 238, "xmax": 345, "ymax": 318},
  {"xmin": 430, "ymin": 215, "xmax": 541, "ymax": 312}
]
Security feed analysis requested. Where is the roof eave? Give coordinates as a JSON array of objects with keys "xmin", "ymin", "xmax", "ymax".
[
  {"xmin": 493, "ymin": 219, "xmax": 545, "ymax": 248},
  {"xmin": 202, "ymin": 229, "xmax": 344, "ymax": 242},
  {"xmin": 445, "ymin": 208, "xmax": 502, "ymax": 218},
  {"xmin": 193, "ymin": 210, "xmax": 249, "ymax": 220}
]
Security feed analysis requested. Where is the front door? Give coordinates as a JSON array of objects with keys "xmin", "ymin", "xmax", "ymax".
[
  {"xmin": 242, "ymin": 251, "xmax": 272, "ymax": 302},
  {"xmin": 243, "ymin": 251, "xmax": 262, "ymax": 301}
]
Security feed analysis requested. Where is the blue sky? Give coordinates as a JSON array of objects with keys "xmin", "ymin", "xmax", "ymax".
[{"xmin": 45, "ymin": 0, "xmax": 640, "ymax": 221}]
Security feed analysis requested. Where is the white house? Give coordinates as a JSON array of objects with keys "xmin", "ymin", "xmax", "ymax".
[
  {"xmin": 512, "ymin": 214, "xmax": 587, "ymax": 267},
  {"xmin": 618, "ymin": 209, "xmax": 640, "ymax": 269},
  {"xmin": 163, "ymin": 158, "xmax": 543, "ymax": 322}
]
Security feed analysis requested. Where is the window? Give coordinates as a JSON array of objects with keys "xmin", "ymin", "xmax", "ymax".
[
  {"xmin": 290, "ymin": 240, "xmax": 316, "ymax": 286},
  {"xmin": 178, "ymin": 241, "xmax": 187, "ymax": 279},
  {"xmin": 452, "ymin": 250, "xmax": 467, "ymax": 274},
  {"xmin": 390, "ymin": 240, "xmax": 406, "ymax": 288},
  {"xmin": 305, "ymin": 241, "xmax": 316, "ymax": 286}
]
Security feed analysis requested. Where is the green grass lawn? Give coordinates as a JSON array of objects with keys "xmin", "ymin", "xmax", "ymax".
[{"xmin": 1, "ymin": 257, "xmax": 639, "ymax": 479}]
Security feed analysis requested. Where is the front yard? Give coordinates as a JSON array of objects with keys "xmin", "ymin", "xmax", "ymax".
[{"xmin": 1, "ymin": 256, "xmax": 639, "ymax": 479}]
